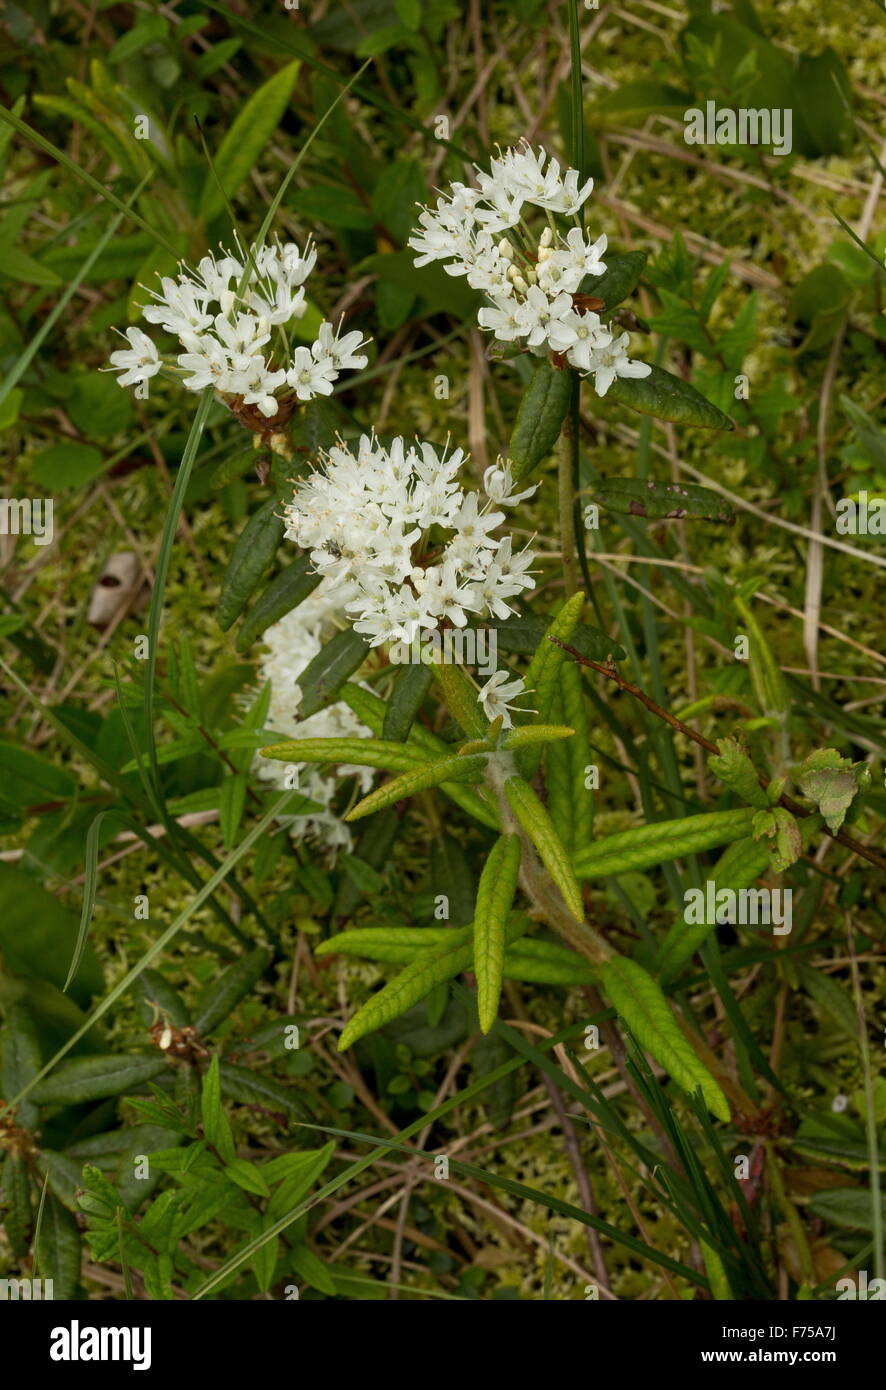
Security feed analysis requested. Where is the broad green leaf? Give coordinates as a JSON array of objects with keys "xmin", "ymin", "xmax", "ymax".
[
  {"xmin": 504, "ymin": 775, "xmax": 584, "ymax": 922},
  {"xmin": 605, "ymin": 363, "xmax": 734, "ymax": 430},
  {"xmin": 382, "ymin": 662, "xmax": 433, "ymax": 743},
  {"xmin": 474, "ymin": 835, "xmax": 521, "ymax": 1033},
  {"xmin": 288, "ymin": 1241, "xmax": 337, "ymax": 1295},
  {"xmin": 338, "ymin": 914, "xmax": 530, "ymax": 1049},
  {"xmin": 584, "ymin": 250, "xmax": 648, "ymax": 313},
  {"xmin": 223, "ymin": 1157, "xmax": 271, "ymax": 1198},
  {"xmin": 795, "ymin": 748, "xmax": 869, "ymax": 834},
  {"xmin": 218, "ymin": 499, "xmax": 284, "ymax": 631},
  {"xmin": 0, "ymin": 864, "xmax": 104, "ymax": 1006},
  {"xmin": 509, "ymin": 362, "xmax": 573, "ymax": 482},
  {"xmin": 346, "ymin": 753, "xmax": 488, "ymax": 822},
  {"xmin": 574, "ymin": 808, "xmax": 756, "ymax": 879},
  {"xmin": 199, "ymin": 60, "xmax": 301, "ymax": 221},
  {"xmin": 192, "ymin": 947, "xmax": 271, "ymax": 1036},
  {"xmin": 591, "ymin": 477, "xmax": 734, "ymax": 524},
  {"xmin": 296, "ymin": 627, "xmax": 370, "ymax": 718},
  {"xmin": 30, "ymin": 1053, "xmax": 167, "ymax": 1105},
  {"xmin": 600, "ymin": 956, "xmax": 730, "ymax": 1120},
  {"xmin": 235, "ymin": 553, "xmax": 321, "ymax": 650}
]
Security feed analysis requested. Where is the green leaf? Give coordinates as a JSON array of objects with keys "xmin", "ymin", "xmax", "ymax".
[
  {"xmin": 586, "ymin": 250, "xmax": 648, "ymax": 312},
  {"xmin": 501, "ymin": 724, "xmax": 574, "ymax": 750},
  {"xmin": 796, "ymin": 964, "xmax": 859, "ymax": 1042},
  {"xmin": 235, "ymin": 555, "xmax": 323, "ymax": 652},
  {"xmin": 317, "ymin": 925, "xmax": 469, "ymax": 965},
  {"xmin": 574, "ymin": 808, "xmax": 756, "ymax": 878},
  {"xmin": 192, "ymin": 947, "xmax": 271, "ymax": 1036},
  {"xmin": 296, "ymin": 627, "xmax": 370, "ymax": 718},
  {"xmin": 338, "ymin": 913, "xmax": 530, "ymax": 1049},
  {"xmin": 432, "ymin": 659, "xmax": 488, "ymax": 740},
  {"xmin": 808, "ymin": 1188, "xmax": 884, "ymax": 1232},
  {"xmin": 509, "ymin": 362, "xmax": 573, "ymax": 482},
  {"xmin": 0, "ymin": 244, "xmax": 62, "ymax": 287},
  {"xmin": 346, "ymin": 753, "xmax": 489, "ymax": 821},
  {"xmin": 35, "ymin": 1193, "xmax": 81, "ymax": 1300},
  {"xmin": 30, "ymin": 1053, "xmax": 168, "ymax": 1105},
  {"xmin": 0, "ymin": 864, "xmax": 103, "ymax": 1006},
  {"xmin": 599, "ymin": 81, "xmax": 693, "ymax": 118},
  {"xmin": 605, "ymin": 363, "xmax": 734, "ymax": 430},
  {"xmin": 600, "ymin": 956, "xmax": 730, "ymax": 1121},
  {"xmin": 503, "ymin": 937, "xmax": 596, "ymax": 985},
  {"xmin": 708, "ymin": 737, "xmax": 768, "ymax": 808},
  {"xmin": 201, "ymin": 1056, "xmax": 235, "ymax": 1163},
  {"xmin": 223, "ymin": 1157, "xmax": 271, "ymax": 1197},
  {"xmin": 751, "ymin": 806, "xmax": 802, "ymax": 873},
  {"xmin": 382, "ymin": 662, "xmax": 433, "ymax": 743},
  {"xmin": 288, "ymin": 1242, "xmax": 337, "ymax": 1295},
  {"xmin": 265, "ymin": 1142, "xmax": 336, "ymax": 1221},
  {"xmin": 31, "ymin": 442, "xmax": 105, "ymax": 491},
  {"xmin": 474, "ymin": 835, "xmax": 521, "ymax": 1033},
  {"xmin": 504, "ymin": 775, "xmax": 584, "ymax": 922},
  {"xmin": 733, "ymin": 593, "xmax": 788, "ymax": 721},
  {"xmin": 795, "ymin": 748, "xmax": 869, "ymax": 834},
  {"xmin": 260, "ymin": 736, "xmax": 428, "ymax": 774},
  {"xmin": 591, "ymin": 477, "xmax": 735, "ymax": 524},
  {"xmin": 199, "ymin": 60, "xmax": 301, "ymax": 221},
  {"xmin": 488, "ymin": 612, "xmax": 624, "ymax": 663},
  {"xmin": 519, "ymin": 591, "xmax": 587, "ymax": 778},
  {"xmin": 218, "ymin": 499, "xmax": 285, "ymax": 631}
]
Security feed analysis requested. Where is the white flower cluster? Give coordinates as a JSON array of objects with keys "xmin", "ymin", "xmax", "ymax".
[
  {"xmin": 283, "ymin": 436, "xmax": 537, "ymax": 647},
  {"xmin": 108, "ymin": 239, "xmax": 370, "ymax": 419},
  {"xmin": 254, "ymin": 579, "xmax": 374, "ymax": 854},
  {"xmin": 408, "ymin": 143, "xmax": 651, "ymax": 396}
]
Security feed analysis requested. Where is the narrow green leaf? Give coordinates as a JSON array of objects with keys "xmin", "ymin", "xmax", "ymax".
[
  {"xmin": 235, "ymin": 555, "xmax": 322, "ymax": 652},
  {"xmin": 192, "ymin": 947, "xmax": 271, "ymax": 1036},
  {"xmin": 504, "ymin": 775, "xmax": 584, "ymax": 922},
  {"xmin": 432, "ymin": 659, "xmax": 488, "ymax": 739},
  {"xmin": 501, "ymin": 724, "xmax": 574, "ymax": 750},
  {"xmin": 346, "ymin": 753, "xmax": 488, "ymax": 822},
  {"xmin": 297, "ymin": 628, "xmax": 370, "ymax": 718},
  {"xmin": 474, "ymin": 835, "xmax": 521, "ymax": 1033},
  {"xmin": 574, "ymin": 807, "xmax": 756, "ymax": 879},
  {"xmin": 600, "ymin": 956, "xmax": 730, "ymax": 1121},
  {"xmin": 218, "ymin": 499, "xmax": 284, "ymax": 631},
  {"xmin": 201, "ymin": 1055, "xmax": 235, "ymax": 1162},
  {"xmin": 260, "ymin": 736, "xmax": 429, "ymax": 773},
  {"xmin": 338, "ymin": 913, "xmax": 530, "ymax": 1049},
  {"xmin": 199, "ymin": 60, "xmax": 301, "ymax": 221},
  {"xmin": 30, "ymin": 1054, "xmax": 168, "ymax": 1105}
]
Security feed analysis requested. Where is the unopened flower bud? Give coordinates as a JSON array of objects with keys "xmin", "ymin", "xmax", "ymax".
[{"xmin": 539, "ymin": 227, "xmax": 553, "ymax": 249}]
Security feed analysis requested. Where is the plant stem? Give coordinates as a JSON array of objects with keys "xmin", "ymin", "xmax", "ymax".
[{"xmin": 557, "ymin": 412, "xmax": 580, "ymax": 598}]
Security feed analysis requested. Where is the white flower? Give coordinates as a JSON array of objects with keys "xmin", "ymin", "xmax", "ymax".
[
  {"xmin": 576, "ymin": 331, "xmax": 651, "ymax": 397},
  {"xmin": 252, "ymin": 578, "xmax": 374, "ymax": 856},
  {"xmin": 283, "ymin": 434, "xmax": 536, "ymax": 648},
  {"xmin": 408, "ymin": 143, "xmax": 649, "ymax": 397},
  {"xmin": 107, "ymin": 235, "xmax": 372, "ymax": 422},
  {"xmin": 108, "ymin": 327, "xmax": 161, "ymax": 387},
  {"xmin": 477, "ymin": 671, "xmax": 530, "ymax": 728},
  {"xmin": 483, "ymin": 461, "xmax": 537, "ymax": 507}
]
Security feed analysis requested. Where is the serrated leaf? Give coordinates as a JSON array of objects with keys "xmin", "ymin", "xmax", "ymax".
[
  {"xmin": 600, "ymin": 956, "xmax": 730, "ymax": 1120},
  {"xmin": 708, "ymin": 737, "xmax": 768, "ymax": 808},
  {"xmin": 807, "ymin": 1188, "xmax": 884, "ymax": 1231},
  {"xmin": 606, "ymin": 363, "xmax": 734, "ymax": 430},
  {"xmin": 474, "ymin": 835, "xmax": 521, "ymax": 1033},
  {"xmin": 504, "ymin": 776, "xmax": 584, "ymax": 921}
]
